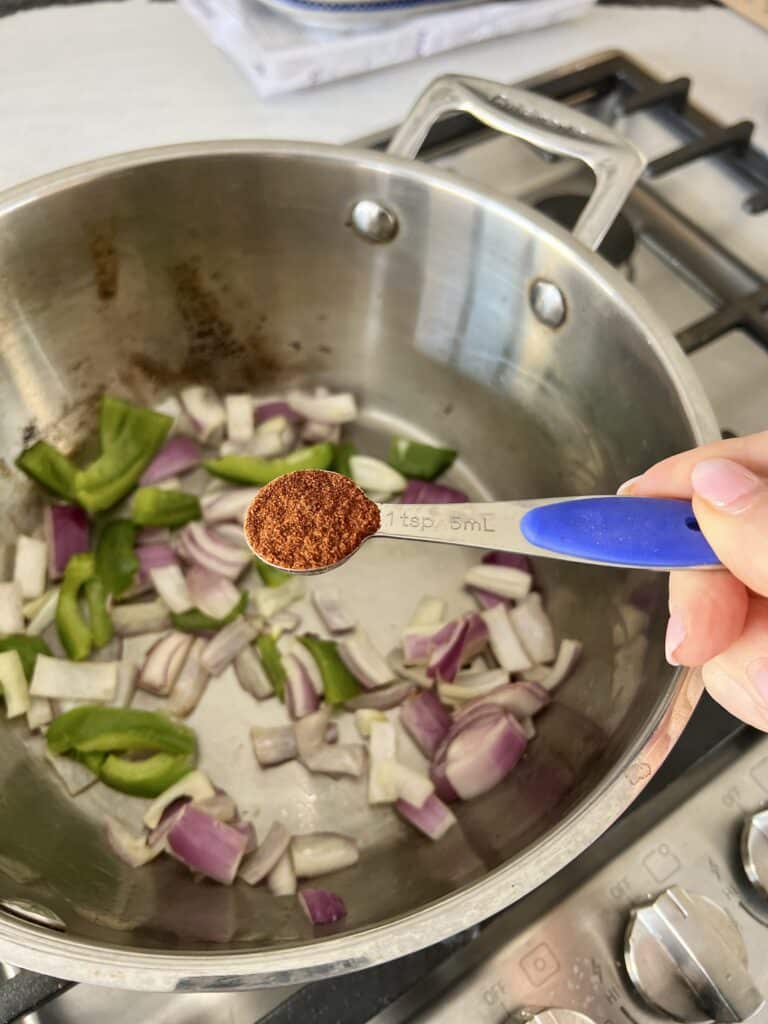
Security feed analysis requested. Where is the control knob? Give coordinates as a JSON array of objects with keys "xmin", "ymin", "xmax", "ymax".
[{"xmin": 741, "ymin": 807, "xmax": 768, "ymax": 899}]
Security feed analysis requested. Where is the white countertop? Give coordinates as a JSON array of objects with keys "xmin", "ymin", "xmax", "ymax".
[{"xmin": 0, "ymin": 1, "xmax": 766, "ymax": 192}]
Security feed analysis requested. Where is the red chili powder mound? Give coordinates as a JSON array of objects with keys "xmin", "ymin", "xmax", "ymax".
[{"xmin": 243, "ymin": 469, "xmax": 381, "ymax": 571}]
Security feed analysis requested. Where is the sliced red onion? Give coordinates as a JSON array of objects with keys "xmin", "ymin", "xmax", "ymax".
[
  {"xmin": 368, "ymin": 719, "xmax": 397, "ymax": 804},
  {"xmin": 13, "ymin": 534, "xmax": 47, "ymax": 600},
  {"xmin": 30, "ymin": 654, "xmax": 118, "ymax": 701},
  {"xmin": 254, "ymin": 400, "xmax": 303, "ymax": 425},
  {"xmin": 196, "ymin": 791, "xmax": 238, "ymax": 822},
  {"xmin": 483, "ymin": 550, "xmax": 532, "ymax": 573},
  {"xmin": 200, "ymin": 488, "xmax": 254, "ymax": 524},
  {"xmin": 294, "ymin": 705, "xmax": 331, "ymax": 760},
  {"xmin": 140, "ymin": 436, "xmax": 202, "ymax": 486},
  {"xmin": 287, "ymin": 390, "xmax": 357, "ymax": 424},
  {"xmin": 401, "ymin": 480, "xmax": 469, "ymax": 504},
  {"xmin": 234, "ymin": 643, "xmax": 273, "ymax": 700},
  {"xmin": 538, "ymin": 638, "xmax": 583, "ymax": 691},
  {"xmin": 166, "ymin": 803, "xmax": 248, "ymax": 884},
  {"xmin": 344, "ymin": 680, "xmax": 413, "ymax": 711},
  {"xmin": 26, "ymin": 697, "xmax": 53, "ymax": 731},
  {"xmin": 233, "ymin": 819, "xmax": 256, "ymax": 854},
  {"xmin": 402, "ymin": 630, "xmax": 438, "ymax": 666},
  {"xmin": 112, "ymin": 599, "xmax": 171, "ymax": 636},
  {"xmin": 251, "ymin": 725, "xmax": 298, "ymax": 767},
  {"xmin": 167, "ymin": 638, "xmax": 209, "ymax": 717},
  {"xmin": 467, "ymin": 586, "xmax": 508, "ymax": 610},
  {"xmin": 201, "ymin": 617, "xmax": 256, "ymax": 676},
  {"xmin": 180, "ymin": 386, "xmax": 226, "ymax": 442},
  {"xmin": 284, "ymin": 655, "xmax": 320, "ymax": 719},
  {"xmin": 408, "ymin": 596, "xmax": 446, "ymax": 630},
  {"xmin": 25, "ymin": 585, "xmax": 59, "ymax": 636},
  {"xmin": 0, "ymin": 581, "xmax": 24, "ymax": 634},
  {"xmin": 186, "ymin": 565, "xmax": 240, "ymax": 620},
  {"xmin": 349, "ymin": 454, "xmax": 406, "ymax": 496},
  {"xmin": 437, "ymin": 668, "xmax": 509, "ymax": 705},
  {"xmin": 396, "ymin": 794, "xmax": 456, "ymax": 840},
  {"xmin": 105, "ymin": 817, "xmax": 162, "ymax": 867},
  {"xmin": 390, "ymin": 762, "xmax": 434, "ymax": 808},
  {"xmin": 137, "ymin": 545, "xmax": 178, "ymax": 580},
  {"xmin": 270, "ymin": 610, "xmax": 301, "ymax": 636},
  {"xmin": 149, "ymin": 565, "xmax": 193, "ymax": 614},
  {"xmin": 229, "ymin": 417, "xmax": 294, "ymax": 459},
  {"xmin": 291, "ymin": 833, "xmax": 359, "ymax": 878},
  {"xmin": 302, "ymin": 744, "xmax": 366, "ymax": 777},
  {"xmin": 44, "ymin": 505, "xmax": 89, "ymax": 580},
  {"xmin": 312, "ymin": 588, "xmax": 355, "ymax": 634},
  {"xmin": 455, "ymin": 680, "xmax": 550, "ymax": 721},
  {"xmin": 510, "ymin": 593, "xmax": 556, "ymax": 664},
  {"xmin": 239, "ymin": 822, "xmax": 292, "ymax": 885},
  {"xmin": 280, "ymin": 637, "xmax": 323, "ymax": 694},
  {"xmin": 301, "ymin": 421, "xmax": 341, "ymax": 444},
  {"xmin": 144, "ymin": 769, "xmax": 215, "ymax": 828},
  {"xmin": 442, "ymin": 707, "xmax": 527, "ymax": 800},
  {"xmin": 253, "ymin": 576, "xmax": 305, "ymax": 619},
  {"xmin": 425, "ymin": 619, "xmax": 468, "ymax": 683},
  {"xmin": 213, "ymin": 521, "xmax": 249, "ymax": 550},
  {"xmin": 387, "ymin": 649, "xmax": 433, "ymax": 688},
  {"xmin": 179, "ymin": 522, "xmax": 251, "ymax": 580},
  {"xmin": 400, "ymin": 690, "xmax": 452, "ymax": 757},
  {"xmin": 353, "ymin": 708, "xmax": 387, "ymax": 738},
  {"xmin": 137, "ymin": 527, "xmax": 172, "ymax": 545},
  {"xmin": 267, "ymin": 851, "xmax": 297, "ymax": 895},
  {"xmin": 520, "ymin": 664, "xmax": 549, "ymax": 684},
  {"xmin": 464, "ymin": 564, "xmax": 532, "ymax": 601},
  {"xmin": 224, "ymin": 393, "xmax": 255, "ymax": 444},
  {"xmin": 338, "ymin": 631, "xmax": 394, "ymax": 690},
  {"xmin": 299, "ymin": 888, "xmax": 347, "ymax": 925},
  {"xmin": 482, "ymin": 604, "xmax": 532, "ymax": 673},
  {"xmin": 138, "ymin": 632, "xmax": 194, "ymax": 695}
]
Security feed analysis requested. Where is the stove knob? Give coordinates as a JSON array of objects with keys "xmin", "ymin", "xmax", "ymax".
[
  {"xmin": 516, "ymin": 1011, "xmax": 598, "ymax": 1024},
  {"xmin": 625, "ymin": 885, "xmax": 764, "ymax": 1023},
  {"xmin": 741, "ymin": 807, "xmax": 768, "ymax": 898}
]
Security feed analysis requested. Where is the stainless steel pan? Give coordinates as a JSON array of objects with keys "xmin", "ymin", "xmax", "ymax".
[{"xmin": 0, "ymin": 75, "xmax": 717, "ymax": 992}]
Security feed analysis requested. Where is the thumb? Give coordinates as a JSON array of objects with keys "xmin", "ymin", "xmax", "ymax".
[{"xmin": 691, "ymin": 458, "xmax": 768, "ymax": 597}]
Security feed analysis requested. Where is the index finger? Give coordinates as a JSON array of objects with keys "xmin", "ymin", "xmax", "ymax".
[{"xmin": 621, "ymin": 431, "xmax": 768, "ymax": 498}]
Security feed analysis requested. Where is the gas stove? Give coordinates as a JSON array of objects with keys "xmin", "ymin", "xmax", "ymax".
[{"xmin": 2, "ymin": 48, "xmax": 767, "ymax": 1024}]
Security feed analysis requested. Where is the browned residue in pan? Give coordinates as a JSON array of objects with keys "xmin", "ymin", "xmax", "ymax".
[{"xmin": 90, "ymin": 232, "xmax": 119, "ymax": 300}]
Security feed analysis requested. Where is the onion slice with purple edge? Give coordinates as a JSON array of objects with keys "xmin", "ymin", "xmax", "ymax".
[
  {"xmin": 137, "ymin": 545, "xmax": 177, "ymax": 581},
  {"xmin": 396, "ymin": 794, "xmax": 456, "ymax": 841},
  {"xmin": 165, "ymin": 802, "xmax": 248, "ymax": 884},
  {"xmin": 254, "ymin": 400, "xmax": 303, "ymax": 425},
  {"xmin": 178, "ymin": 522, "xmax": 251, "ymax": 580},
  {"xmin": 294, "ymin": 705, "xmax": 331, "ymax": 759},
  {"xmin": 438, "ymin": 668, "xmax": 509, "ymax": 704},
  {"xmin": 400, "ymin": 690, "xmax": 452, "ymax": 758},
  {"xmin": 510, "ymin": 593, "xmax": 556, "ymax": 664},
  {"xmin": 481, "ymin": 604, "xmax": 532, "ymax": 673},
  {"xmin": 112, "ymin": 599, "xmax": 171, "ymax": 636},
  {"xmin": 426, "ymin": 613, "xmax": 488, "ymax": 683},
  {"xmin": 197, "ymin": 791, "xmax": 238, "ymax": 822},
  {"xmin": 463, "ymin": 564, "xmax": 532, "ymax": 601},
  {"xmin": 440, "ymin": 706, "xmax": 528, "ymax": 800},
  {"xmin": 186, "ymin": 565, "xmax": 241, "ymax": 620},
  {"xmin": 302, "ymin": 744, "xmax": 366, "ymax": 777},
  {"xmin": 455, "ymin": 680, "xmax": 550, "ymax": 721},
  {"xmin": 284, "ymin": 655, "xmax": 320, "ymax": 719},
  {"xmin": 280, "ymin": 637, "xmax": 323, "ymax": 694},
  {"xmin": 337, "ymin": 631, "xmax": 394, "ymax": 690},
  {"xmin": 179, "ymin": 386, "xmax": 226, "ymax": 442},
  {"xmin": 149, "ymin": 565, "xmax": 193, "ymax": 614},
  {"xmin": 390, "ymin": 762, "xmax": 433, "ymax": 808},
  {"xmin": 268, "ymin": 851, "xmax": 297, "ymax": 895},
  {"xmin": 291, "ymin": 833, "xmax": 359, "ymax": 878},
  {"xmin": 239, "ymin": 822, "xmax": 292, "ymax": 885},
  {"xmin": 312, "ymin": 588, "xmax": 355, "ymax": 634},
  {"xmin": 138, "ymin": 631, "xmax": 194, "ymax": 695},
  {"xmin": 166, "ymin": 638, "xmax": 209, "ymax": 717},
  {"xmin": 200, "ymin": 617, "xmax": 256, "ymax": 676},
  {"xmin": 144, "ymin": 769, "xmax": 215, "ymax": 828},
  {"xmin": 44, "ymin": 505, "xmax": 89, "ymax": 580},
  {"xmin": 106, "ymin": 817, "xmax": 162, "ymax": 867},
  {"xmin": 251, "ymin": 725, "xmax": 298, "ymax": 767},
  {"xmin": 344, "ymin": 680, "xmax": 413, "ymax": 710},
  {"xmin": 299, "ymin": 888, "xmax": 348, "ymax": 925},
  {"xmin": 401, "ymin": 480, "xmax": 469, "ymax": 504},
  {"xmin": 483, "ymin": 550, "xmax": 532, "ymax": 572},
  {"xmin": 200, "ymin": 488, "xmax": 255, "ymax": 524},
  {"xmin": 234, "ymin": 644, "xmax": 273, "ymax": 700},
  {"xmin": 387, "ymin": 649, "xmax": 433, "ymax": 688},
  {"xmin": 467, "ymin": 586, "xmax": 508, "ymax": 610},
  {"xmin": 140, "ymin": 436, "xmax": 202, "ymax": 486}
]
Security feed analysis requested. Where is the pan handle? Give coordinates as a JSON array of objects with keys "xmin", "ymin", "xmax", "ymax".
[{"xmin": 387, "ymin": 75, "xmax": 645, "ymax": 252}]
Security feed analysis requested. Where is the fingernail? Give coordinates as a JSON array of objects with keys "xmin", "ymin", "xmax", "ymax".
[
  {"xmin": 747, "ymin": 657, "xmax": 768, "ymax": 704},
  {"xmin": 617, "ymin": 475, "xmax": 642, "ymax": 496},
  {"xmin": 691, "ymin": 458, "xmax": 761, "ymax": 512},
  {"xmin": 665, "ymin": 612, "xmax": 686, "ymax": 666}
]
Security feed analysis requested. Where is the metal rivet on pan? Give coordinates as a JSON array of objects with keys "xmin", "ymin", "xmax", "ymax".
[
  {"xmin": 0, "ymin": 899, "xmax": 67, "ymax": 932},
  {"xmin": 530, "ymin": 278, "xmax": 567, "ymax": 328},
  {"xmin": 349, "ymin": 200, "xmax": 399, "ymax": 243}
]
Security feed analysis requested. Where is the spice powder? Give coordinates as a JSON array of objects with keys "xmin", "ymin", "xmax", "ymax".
[{"xmin": 244, "ymin": 469, "xmax": 381, "ymax": 571}]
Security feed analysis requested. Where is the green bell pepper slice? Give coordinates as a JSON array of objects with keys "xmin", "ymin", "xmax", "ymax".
[
  {"xmin": 95, "ymin": 520, "xmax": 138, "ymax": 598},
  {"xmin": 98, "ymin": 752, "xmax": 194, "ymax": 797},
  {"xmin": 47, "ymin": 705, "xmax": 197, "ymax": 757},
  {"xmin": 331, "ymin": 441, "xmax": 356, "ymax": 479},
  {"xmin": 15, "ymin": 442, "xmax": 77, "ymax": 500},
  {"xmin": 255, "ymin": 634, "xmax": 287, "ymax": 700},
  {"xmin": 254, "ymin": 558, "xmax": 290, "ymax": 588},
  {"xmin": 131, "ymin": 487, "xmax": 201, "ymax": 528},
  {"xmin": 171, "ymin": 592, "xmax": 247, "ymax": 633},
  {"xmin": 84, "ymin": 577, "xmax": 113, "ymax": 649},
  {"xmin": 74, "ymin": 750, "xmax": 107, "ymax": 775},
  {"xmin": 56, "ymin": 553, "xmax": 97, "ymax": 661},
  {"xmin": 388, "ymin": 437, "xmax": 456, "ymax": 481},
  {"xmin": 0, "ymin": 635, "xmax": 51, "ymax": 680},
  {"xmin": 99, "ymin": 395, "xmax": 133, "ymax": 450},
  {"xmin": 298, "ymin": 636, "xmax": 360, "ymax": 704},
  {"xmin": 203, "ymin": 442, "xmax": 333, "ymax": 486}
]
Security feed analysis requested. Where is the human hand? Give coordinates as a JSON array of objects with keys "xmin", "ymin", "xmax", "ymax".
[{"xmin": 619, "ymin": 432, "xmax": 768, "ymax": 731}]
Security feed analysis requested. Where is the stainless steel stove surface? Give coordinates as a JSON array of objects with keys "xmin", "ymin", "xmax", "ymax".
[{"xmin": 4, "ymin": 49, "xmax": 768, "ymax": 1024}]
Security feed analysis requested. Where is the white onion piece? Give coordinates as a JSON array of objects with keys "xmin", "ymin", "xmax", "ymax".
[
  {"xmin": 510, "ymin": 593, "xmax": 556, "ymax": 664},
  {"xmin": 463, "ymin": 564, "xmax": 533, "ymax": 601},
  {"xmin": 26, "ymin": 697, "xmax": 53, "ymax": 731},
  {"xmin": 409, "ymin": 596, "xmax": 446, "ymax": 629},
  {"xmin": 200, "ymin": 488, "xmax": 254, "ymax": 524},
  {"xmin": 186, "ymin": 566, "xmax": 240, "ymax": 620},
  {"xmin": 106, "ymin": 817, "xmax": 162, "ymax": 868},
  {"xmin": 25, "ymin": 586, "xmax": 59, "ymax": 636},
  {"xmin": 520, "ymin": 665, "xmax": 549, "ymax": 684},
  {"xmin": 443, "ymin": 708, "xmax": 527, "ymax": 800},
  {"xmin": 291, "ymin": 833, "xmax": 359, "ymax": 878},
  {"xmin": 267, "ymin": 851, "xmax": 297, "ymax": 896},
  {"xmin": 201, "ymin": 617, "xmax": 256, "ymax": 676},
  {"xmin": 402, "ymin": 629, "xmax": 440, "ymax": 666},
  {"xmin": 538, "ymin": 638, "xmax": 583, "ymax": 691},
  {"xmin": 140, "ymin": 436, "xmax": 202, "ymax": 486},
  {"xmin": 344, "ymin": 680, "xmax": 413, "ymax": 710},
  {"xmin": 301, "ymin": 421, "xmax": 341, "ymax": 444},
  {"xmin": 0, "ymin": 582, "xmax": 23, "ymax": 635},
  {"xmin": 112, "ymin": 660, "xmax": 138, "ymax": 708},
  {"xmin": 239, "ymin": 822, "xmax": 292, "ymax": 886},
  {"xmin": 287, "ymin": 390, "xmax": 357, "ymax": 425},
  {"xmin": 284, "ymin": 655, "xmax": 320, "ymax": 720},
  {"xmin": 153, "ymin": 477, "xmax": 181, "ymax": 492},
  {"xmin": 302, "ymin": 744, "xmax": 366, "ymax": 777},
  {"xmin": 391, "ymin": 762, "xmax": 434, "ymax": 808},
  {"xmin": 349, "ymin": 455, "xmax": 406, "ymax": 496},
  {"xmin": 251, "ymin": 416, "xmax": 296, "ymax": 457},
  {"xmin": 167, "ymin": 638, "xmax": 209, "ymax": 718},
  {"xmin": 13, "ymin": 535, "xmax": 47, "ymax": 600},
  {"xmin": 338, "ymin": 630, "xmax": 394, "ymax": 690},
  {"xmin": 45, "ymin": 749, "xmax": 97, "ymax": 795},
  {"xmin": 251, "ymin": 725, "xmax": 297, "ymax": 767},
  {"xmin": 44, "ymin": 505, "xmax": 89, "ymax": 580},
  {"xmin": 252, "ymin": 576, "xmax": 305, "ymax": 619},
  {"xmin": 438, "ymin": 668, "xmax": 509, "ymax": 705},
  {"xmin": 224, "ymin": 393, "xmax": 255, "ymax": 444},
  {"xmin": 144, "ymin": 769, "xmax": 215, "ymax": 828},
  {"xmin": 396, "ymin": 794, "xmax": 456, "ymax": 840},
  {"xmin": 294, "ymin": 705, "xmax": 331, "ymax": 760},
  {"xmin": 400, "ymin": 690, "xmax": 452, "ymax": 757},
  {"xmin": 196, "ymin": 792, "xmax": 238, "ymax": 823},
  {"xmin": 0, "ymin": 650, "xmax": 30, "ymax": 717},
  {"xmin": 521, "ymin": 717, "xmax": 536, "ymax": 740},
  {"xmin": 139, "ymin": 632, "xmax": 194, "ymax": 695},
  {"xmin": 166, "ymin": 803, "xmax": 248, "ymax": 884},
  {"xmin": 149, "ymin": 565, "xmax": 193, "ymax": 614},
  {"xmin": 387, "ymin": 649, "xmax": 432, "ymax": 688},
  {"xmin": 30, "ymin": 655, "xmax": 118, "ymax": 701},
  {"xmin": 354, "ymin": 708, "xmax": 388, "ymax": 738},
  {"xmin": 234, "ymin": 644, "xmax": 273, "ymax": 700},
  {"xmin": 112, "ymin": 599, "xmax": 171, "ymax": 636},
  {"xmin": 455, "ymin": 680, "xmax": 549, "ymax": 721},
  {"xmin": 279, "ymin": 636, "xmax": 323, "ymax": 694},
  {"xmin": 180, "ymin": 386, "xmax": 226, "ymax": 442},
  {"xmin": 312, "ymin": 588, "xmax": 355, "ymax": 634},
  {"xmin": 180, "ymin": 522, "xmax": 251, "ymax": 581},
  {"xmin": 482, "ymin": 605, "xmax": 532, "ymax": 673},
  {"xmin": 269, "ymin": 611, "xmax": 301, "ymax": 637},
  {"xmin": 120, "ymin": 631, "xmax": 166, "ymax": 668},
  {"xmin": 368, "ymin": 719, "xmax": 397, "ymax": 804}
]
